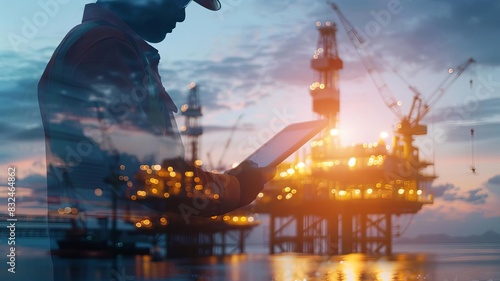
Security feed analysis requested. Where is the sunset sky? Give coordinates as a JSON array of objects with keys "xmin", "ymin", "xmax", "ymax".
[{"xmin": 1, "ymin": 0, "xmax": 499, "ymax": 237}]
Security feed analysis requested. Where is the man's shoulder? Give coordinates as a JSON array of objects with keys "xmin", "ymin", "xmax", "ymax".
[
  {"xmin": 40, "ymin": 21, "xmax": 142, "ymax": 83},
  {"xmin": 66, "ymin": 21, "xmax": 137, "ymax": 50},
  {"xmin": 54, "ymin": 21, "xmax": 142, "ymax": 67}
]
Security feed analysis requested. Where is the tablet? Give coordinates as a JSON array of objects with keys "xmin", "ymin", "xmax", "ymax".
[{"xmin": 242, "ymin": 119, "xmax": 328, "ymax": 167}]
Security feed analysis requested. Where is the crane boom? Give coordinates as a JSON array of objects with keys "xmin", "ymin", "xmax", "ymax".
[
  {"xmin": 329, "ymin": 2, "xmax": 403, "ymax": 120},
  {"xmin": 417, "ymin": 58, "xmax": 475, "ymax": 124},
  {"xmin": 329, "ymin": 2, "xmax": 475, "ymax": 132},
  {"xmin": 328, "ymin": 1, "xmax": 475, "ymax": 173}
]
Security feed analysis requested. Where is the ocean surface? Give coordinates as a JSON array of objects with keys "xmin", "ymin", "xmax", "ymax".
[{"xmin": 1, "ymin": 238, "xmax": 499, "ymax": 281}]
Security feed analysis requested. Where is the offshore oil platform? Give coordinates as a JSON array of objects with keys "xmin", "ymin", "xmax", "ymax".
[
  {"xmin": 255, "ymin": 4, "xmax": 473, "ymax": 256},
  {"xmin": 255, "ymin": 18, "xmax": 435, "ymax": 255},
  {"xmin": 35, "ymin": 4, "xmax": 474, "ymax": 259}
]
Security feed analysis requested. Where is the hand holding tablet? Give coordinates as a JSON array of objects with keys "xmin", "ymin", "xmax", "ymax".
[
  {"xmin": 227, "ymin": 119, "xmax": 328, "ymax": 207},
  {"xmin": 241, "ymin": 119, "xmax": 329, "ymax": 168}
]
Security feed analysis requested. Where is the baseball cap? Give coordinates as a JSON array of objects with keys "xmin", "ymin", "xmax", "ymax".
[{"xmin": 194, "ymin": 0, "xmax": 221, "ymax": 11}]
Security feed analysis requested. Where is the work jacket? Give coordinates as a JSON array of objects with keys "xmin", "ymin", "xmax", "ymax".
[{"xmin": 38, "ymin": 3, "xmax": 240, "ymax": 227}]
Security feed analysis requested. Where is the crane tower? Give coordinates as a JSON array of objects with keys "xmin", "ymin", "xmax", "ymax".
[
  {"xmin": 310, "ymin": 21, "xmax": 343, "ymax": 135},
  {"xmin": 181, "ymin": 83, "xmax": 203, "ymax": 165}
]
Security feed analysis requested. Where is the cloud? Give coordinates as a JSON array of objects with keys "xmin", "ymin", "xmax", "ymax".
[
  {"xmin": 485, "ymin": 174, "xmax": 500, "ymax": 196},
  {"xmin": 9, "ymin": 125, "xmax": 45, "ymax": 141},
  {"xmin": 426, "ymin": 97, "xmax": 500, "ymax": 124},
  {"xmin": 429, "ymin": 182, "xmax": 488, "ymax": 205},
  {"xmin": 487, "ymin": 174, "xmax": 500, "ymax": 186},
  {"xmin": 0, "ymin": 50, "xmax": 46, "ymax": 150},
  {"xmin": 0, "ymin": 78, "xmax": 42, "ymax": 123},
  {"xmin": 406, "ymin": 210, "xmax": 500, "ymax": 236},
  {"xmin": 18, "ymin": 173, "xmax": 47, "ymax": 196},
  {"xmin": 419, "ymin": 97, "xmax": 500, "ymax": 156},
  {"xmin": 381, "ymin": 0, "xmax": 500, "ymax": 68},
  {"xmin": 428, "ymin": 183, "xmax": 455, "ymax": 198},
  {"xmin": 442, "ymin": 122, "xmax": 500, "ymax": 143},
  {"xmin": 162, "ymin": 54, "xmax": 280, "ymax": 113},
  {"xmin": 462, "ymin": 188, "xmax": 488, "ymax": 205}
]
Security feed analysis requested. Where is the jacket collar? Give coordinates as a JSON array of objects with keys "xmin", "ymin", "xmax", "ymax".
[{"xmin": 82, "ymin": 3, "xmax": 159, "ymax": 61}]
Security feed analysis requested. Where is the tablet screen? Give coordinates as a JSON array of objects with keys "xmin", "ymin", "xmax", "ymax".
[{"xmin": 243, "ymin": 119, "xmax": 328, "ymax": 167}]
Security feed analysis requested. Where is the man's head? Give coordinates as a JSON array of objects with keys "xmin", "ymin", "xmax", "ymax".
[{"xmin": 97, "ymin": 0, "xmax": 221, "ymax": 43}]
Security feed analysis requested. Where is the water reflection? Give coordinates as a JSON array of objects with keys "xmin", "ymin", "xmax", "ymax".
[
  {"xmin": 271, "ymin": 253, "xmax": 434, "ymax": 281},
  {"xmin": 49, "ymin": 252, "xmax": 436, "ymax": 281},
  {"xmin": 7, "ymin": 240, "xmax": 498, "ymax": 281},
  {"xmin": 22, "ymin": 242, "xmax": 500, "ymax": 281}
]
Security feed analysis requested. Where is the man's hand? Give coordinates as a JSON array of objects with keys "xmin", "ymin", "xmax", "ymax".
[{"xmin": 226, "ymin": 161, "xmax": 276, "ymax": 207}]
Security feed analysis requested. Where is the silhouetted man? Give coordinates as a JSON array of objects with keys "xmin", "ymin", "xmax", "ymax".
[{"xmin": 38, "ymin": 1, "xmax": 274, "ymax": 278}]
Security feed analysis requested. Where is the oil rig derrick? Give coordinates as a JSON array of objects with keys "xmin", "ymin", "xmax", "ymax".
[
  {"xmin": 310, "ymin": 21, "xmax": 343, "ymax": 120},
  {"xmin": 310, "ymin": 21, "xmax": 343, "ymax": 149},
  {"xmin": 181, "ymin": 82, "xmax": 203, "ymax": 166},
  {"xmin": 255, "ymin": 21, "xmax": 434, "ymax": 256}
]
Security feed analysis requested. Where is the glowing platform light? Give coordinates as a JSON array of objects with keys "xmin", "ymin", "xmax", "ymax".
[
  {"xmin": 94, "ymin": 188, "xmax": 103, "ymax": 197},
  {"xmin": 348, "ymin": 157, "xmax": 357, "ymax": 167}
]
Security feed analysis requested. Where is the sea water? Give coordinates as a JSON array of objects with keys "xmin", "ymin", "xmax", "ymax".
[{"xmin": 1, "ymin": 238, "xmax": 499, "ymax": 281}]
